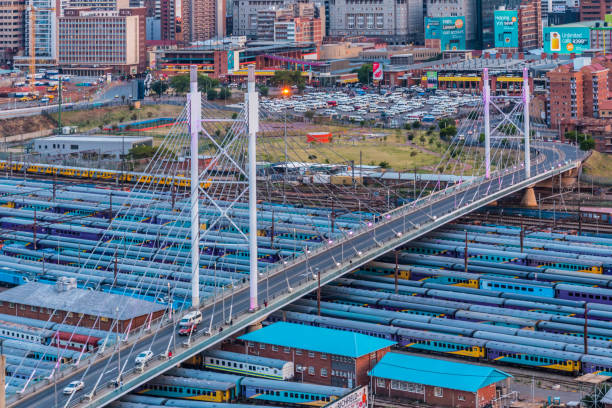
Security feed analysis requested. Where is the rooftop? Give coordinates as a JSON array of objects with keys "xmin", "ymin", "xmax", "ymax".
[
  {"xmin": 0, "ymin": 282, "xmax": 165, "ymax": 320},
  {"xmin": 38, "ymin": 135, "xmax": 152, "ymax": 143},
  {"xmin": 238, "ymin": 322, "xmax": 395, "ymax": 357},
  {"xmin": 368, "ymin": 353, "xmax": 511, "ymax": 393}
]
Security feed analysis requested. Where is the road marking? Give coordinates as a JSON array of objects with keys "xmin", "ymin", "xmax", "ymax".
[{"xmin": 105, "ymin": 367, "xmax": 117, "ymax": 374}]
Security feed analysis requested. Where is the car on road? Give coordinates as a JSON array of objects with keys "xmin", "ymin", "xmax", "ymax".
[
  {"xmin": 63, "ymin": 381, "xmax": 85, "ymax": 395},
  {"xmin": 114, "ymin": 95, "xmax": 119, "ymax": 98},
  {"xmin": 178, "ymin": 324, "xmax": 198, "ymax": 336},
  {"xmin": 135, "ymin": 350, "xmax": 154, "ymax": 365}
]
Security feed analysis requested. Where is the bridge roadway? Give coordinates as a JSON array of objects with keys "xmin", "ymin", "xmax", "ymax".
[{"xmin": 9, "ymin": 142, "xmax": 586, "ymax": 408}]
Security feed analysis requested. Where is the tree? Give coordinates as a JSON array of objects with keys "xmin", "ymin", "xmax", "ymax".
[
  {"xmin": 440, "ymin": 126, "xmax": 457, "ymax": 140},
  {"xmin": 412, "ymin": 121, "xmax": 421, "ymax": 129},
  {"xmin": 404, "ymin": 122, "xmax": 412, "ymax": 130},
  {"xmin": 355, "ymin": 64, "xmax": 373, "ymax": 85},
  {"xmin": 479, "ymin": 133, "xmax": 485, "ymax": 144},
  {"xmin": 304, "ymin": 110, "xmax": 315, "ymax": 121},
  {"xmin": 198, "ymin": 75, "xmax": 220, "ymax": 92},
  {"xmin": 218, "ymin": 87, "xmax": 231, "ymax": 100},
  {"xmin": 151, "ymin": 80, "xmax": 169, "ymax": 98},
  {"xmin": 207, "ymin": 89, "xmax": 218, "ymax": 100},
  {"xmin": 565, "ymin": 131, "xmax": 595, "ymax": 151},
  {"xmin": 259, "ymin": 85, "xmax": 269, "ymax": 97},
  {"xmin": 582, "ymin": 384, "xmax": 610, "ymax": 408},
  {"xmin": 169, "ymin": 75, "xmax": 190, "ymax": 94},
  {"xmin": 379, "ymin": 161, "xmax": 390, "ymax": 169},
  {"xmin": 271, "ymin": 70, "xmax": 305, "ymax": 89},
  {"xmin": 231, "ymin": 112, "xmax": 238, "ymax": 119}
]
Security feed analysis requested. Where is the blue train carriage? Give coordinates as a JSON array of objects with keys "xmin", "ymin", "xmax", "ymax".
[
  {"xmin": 480, "ymin": 277, "xmax": 555, "ymax": 298},
  {"xmin": 485, "ymin": 341, "xmax": 581, "ymax": 374},
  {"xmin": 581, "ymin": 355, "xmax": 612, "ymax": 376},
  {"xmin": 204, "ymin": 349, "xmax": 294, "ymax": 380},
  {"xmin": 239, "ymin": 377, "xmax": 348, "ymax": 407},
  {"xmin": 555, "ymin": 284, "xmax": 612, "ymax": 305},
  {"xmin": 137, "ymin": 375, "xmax": 236, "ymax": 402},
  {"xmin": 396, "ymin": 328, "xmax": 486, "ymax": 358}
]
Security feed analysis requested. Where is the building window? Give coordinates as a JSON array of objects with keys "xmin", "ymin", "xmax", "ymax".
[
  {"xmin": 308, "ymin": 351, "xmax": 315, "ymax": 358},
  {"xmin": 70, "ymin": 144, "xmax": 78, "ymax": 150},
  {"xmin": 376, "ymin": 378, "xmax": 385, "ymax": 387},
  {"xmin": 31, "ymin": 306, "xmax": 37, "ymax": 312},
  {"xmin": 321, "ymin": 368, "xmax": 327, "ymax": 377},
  {"xmin": 308, "ymin": 366, "xmax": 315, "ymax": 375},
  {"xmin": 9, "ymin": 303, "xmax": 14, "ymax": 309},
  {"xmin": 434, "ymin": 387, "xmax": 443, "ymax": 397},
  {"xmin": 458, "ymin": 395, "xmax": 465, "ymax": 401},
  {"xmin": 271, "ymin": 345, "xmax": 278, "ymax": 351},
  {"xmin": 296, "ymin": 349, "xmax": 302, "ymax": 355},
  {"xmin": 321, "ymin": 353, "xmax": 327, "ymax": 360},
  {"xmin": 248, "ymin": 342, "xmax": 254, "ymax": 348},
  {"xmin": 19, "ymin": 305, "xmax": 25, "ymax": 310},
  {"xmin": 259, "ymin": 343, "xmax": 265, "ymax": 350},
  {"xmin": 283, "ymin": 347, "xmax": 290, "ymax": 354}
]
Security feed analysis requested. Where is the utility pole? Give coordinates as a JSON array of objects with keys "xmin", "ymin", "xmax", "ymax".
[
  {"xmin": 33, "ymin": 209, "xmax": 37, "ymax": 250},
  {"xmin": 189, "ymin": 65, "xmax": 202, "ymax": 308},
  {"xmin": 520, "ymin": 217, "xmax": 524, "ymax": 253},
  {"xmin": 464, "ymin": 230, "xmax": 468, "ymax": 273},
  {"xmin": 394, "ymin": 250, "xmax": 399, "ymax": 294},
  {"xmin": 483, "ymin": 68, "xmax": 491, "ymax": 179},
  {"xmin": 58, "ymin": 75, "xmax": 62, "ymax": 133},
  {"xmin": 247, "ymin": 65, "xmax": 259, "ymax": 311},
  {"xmin": 270, "ymin": 210, "xmax": 275, "ymax": 248},
  {"xmin": 113, "ymin": 249, "xmax": 118, "ymax": 286},
  {"xmin": 578, "ymin": 202, "xmax": 582, "ymax": 236},
  {"xmin": 523, "ymin": 67, "xmax": 531, "ymax": 178},
  {"xmin": 584, "ymin": 304, "xmax": 588, "ymax": 354},
  {"xmin": 317, "ymin": 269, "xmax": 321, "ymax": 316},
  {"xmin": 108, "ymin": 192, "xmax": 113, "ymax": 221}
]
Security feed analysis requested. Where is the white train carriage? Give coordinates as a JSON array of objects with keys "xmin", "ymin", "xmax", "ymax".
[{"xmin": 204, "ymin": 349, "xmax": 294, "ymax": 380}]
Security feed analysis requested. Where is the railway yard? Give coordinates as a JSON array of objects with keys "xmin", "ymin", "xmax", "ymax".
[{"xmin": 0, "ymin": 170, "xmax": 610, "ymax": 406}]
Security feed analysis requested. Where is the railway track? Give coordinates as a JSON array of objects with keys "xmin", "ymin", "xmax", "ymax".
[{"xmin": 462, "ymin": 213, "xmax": 612, "ymax": 235}]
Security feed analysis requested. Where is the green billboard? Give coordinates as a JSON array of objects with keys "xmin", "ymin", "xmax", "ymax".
[
  {"xmin": 425, "ymin": 17, "xmax": 466, "ymax": 51},
  {"xmin": 494, "ymin": 10, "xmax": 519, "ymax": 48},
  {"xmin": 426, "ymin": 71, "xmax": 438, "ymax": 89},
  {"xmin": 543, "ymin": 26, "xmax": 591, "ymax": 54}
]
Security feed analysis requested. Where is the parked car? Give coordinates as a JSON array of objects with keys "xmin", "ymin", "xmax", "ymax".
[{"xmin": 63, "ymin": 381, "xmax": 85, "ymax": 395}]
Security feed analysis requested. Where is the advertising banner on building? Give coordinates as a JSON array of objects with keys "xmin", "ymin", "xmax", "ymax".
[
  {"xmin": 373, "ymin": 62, "xmax": 383, "ymax": 81},
  {"xmin": 544, "ymin": 26, "xmax": 591, "ymax": 54},
  {"xmin": 425, "ymin": 16, "xmax": 466, "ymax": 51},
  {"xmin": 426, "ymin": 71, "xmax": 438, "ymax": 89},
  {"xmin": 324, "ymin": 386, "xmax": 368, "ymax": 408},
  {"xmin": 494, "ymin": 10, "xmax": 519, "ymax": 48}
]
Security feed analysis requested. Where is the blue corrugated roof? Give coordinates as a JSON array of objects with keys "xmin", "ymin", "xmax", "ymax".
[
  {"xmin": 368, "ymin": 353, "xmax": 511, "ymax": 392},
  {"xmin": 238, "ymin": 322, "xmax": 395, "ymax": 358}
]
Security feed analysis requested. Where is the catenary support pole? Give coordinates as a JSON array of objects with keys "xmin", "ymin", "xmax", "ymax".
[
  {"xmin": 247, "ymin": 65, "xmax": 259, "ymax": 311},
  {"xmin": 484, "ymin": 68, "xmax": 491, "ymax": 179},
  {"xmin": 189, "ymin": 65, "xmax": 201, "ymax": 308},
  {"xmin": 523, "ymin": 67, "xmax": 531, "ymax": 179}
]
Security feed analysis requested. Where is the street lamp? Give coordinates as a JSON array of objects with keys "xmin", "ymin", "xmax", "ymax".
[{"xmin": 282, "ymin": 86, "xmax": 291, "ymax": 204}]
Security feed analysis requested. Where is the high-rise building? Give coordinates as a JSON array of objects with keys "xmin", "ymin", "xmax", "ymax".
[
  {"xmin": 14, "ymin": 0, "xmax": 59, "ymax": 70},
  {"xmin": 183, "ymin": 0, "xmax": 225, "ymax": 42},
  {"xmin": 0, "ymin": 0, "xmax": 26, "ymax": 64},
  {"xmin": 328, "ymin": 0, "xmax": 422, "ymax": 44},
  {"xmin": 426, "ymin": 0, "xmax": 476, "ymax": 47},
  {"xmin": 256, "ymin": 2, "xmax": 323, "ymax": 43},
  {"xmin": 518, "ymin": 0, "xmax": 542, "ymax": 50},
  {"xmin": 580, "ymin": 0, "xmax": 612, "ymax": 20},
  {"xmin": 547, "ymin": 58, "xmax": 610, "ymax": 128},
  {"xmin": 233, "ymin": 0, "xmax": 286, "ymax": 38},
  {"xmin": 58, "ymin": 7, "xmax": 146, "ymax": 74}
]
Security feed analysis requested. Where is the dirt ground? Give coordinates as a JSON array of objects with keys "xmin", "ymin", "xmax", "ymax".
[{"xmin": 0, "ymin": 115, "xmax": 56, "ymax": 137}]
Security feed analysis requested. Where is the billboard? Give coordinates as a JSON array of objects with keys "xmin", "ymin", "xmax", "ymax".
[
  {"xmin": 544, "ymin": 26, "xmax": 591, "ymax": 54},
  {"xmin": 425, "ymin": 17, "xmax": 466, "ymax": 51},
  {"xmin": 494, "ymin": 10, "xmax": 519, "ymax": 48},
  {"xmin": 324, "ymin": 386, "xmax": 367, "ymax": 408},
  {"xmin": 373, "ymin": 62, "xmax": 383, "ymax": 81},
  {"xmin": 426, "ymin": 71, "xmax": 438, "ymax": 89}
]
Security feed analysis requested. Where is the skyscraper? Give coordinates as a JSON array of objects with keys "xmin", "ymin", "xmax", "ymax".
[
  {"xmin": 0, "ymin": 0, "xmax": 26, "ymax": 64},
  {"xmin": 183, "ymin": 0, "xmax": 225, "ymax": 42},
  {"xmin": 580, "ymin": 0, "xmax": 612, "ymax": 20}
]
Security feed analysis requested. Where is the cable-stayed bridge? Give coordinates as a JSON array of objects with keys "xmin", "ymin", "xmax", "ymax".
[{"xmin": 7, "ymin": 66, "xmax": 588, "ymax": 408}]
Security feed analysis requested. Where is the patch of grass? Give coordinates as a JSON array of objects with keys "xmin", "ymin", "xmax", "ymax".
[
  {"xmin": 583, "ymin": 150, "xmax": 612, "ymax": 178},
  {"xmin": 48, "ymin": 104, "xmax": 184, "ymax": 131}
]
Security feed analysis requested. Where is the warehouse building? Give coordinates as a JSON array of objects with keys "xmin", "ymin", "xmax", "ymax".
[
  {"xmin": 369, "ymin": 353, "xmax": 512, "ymax": 408},
  {"xmin": 0, "ymin": 279, "xmax": 166, "ymax": 332},
  {"xmin": 33, "ymin": 135, "xmax": 152, "ymax": 160},
  {"xmin": 229, "ymin": 321, "xmax": 394, "ymax": 388}
]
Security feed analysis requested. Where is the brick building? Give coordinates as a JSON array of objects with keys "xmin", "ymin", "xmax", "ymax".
[
  {"xmin": 369, "ymin": 353, "xmax": 511, "ymax": 408},
  {"xmin": 518, "ymin": 0, "xmax": 542, "ymax": 51},
  {"xmin": 183, "ymin": 0, "xmax": 225, "ymax": 43},
  {"xmin": 231, "ymin": 322, "xmax": 394, "ymax": 388},
  {"xmin": 0, "ymin": 279, "xmax": 165, "ymax": 332},
  {"xmin": 580, "ymin": 0, "xmax": 612, "ymax": 21},
  {"xmin": 580, "ymin": 63, "xmax": 609, "ymax": 118},
  {"xmin": 547, "ymin": 63, "xmax": 585, "ymax": 128},
  {"xmin": 0, "ymin": 0, "xmax": 25, "ymax": 64}
]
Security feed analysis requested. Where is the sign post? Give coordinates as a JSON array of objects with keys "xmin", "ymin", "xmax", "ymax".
[
  {"xmin": 372, "ymin": 62, "xmax": 383, "ymax": 82},
  {"xmin": 324, "ymin": 386, "xmax": 368, "ymax": 408}
]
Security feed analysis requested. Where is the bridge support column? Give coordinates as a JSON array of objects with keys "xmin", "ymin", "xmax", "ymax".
[
  {"xmin": 247, "ymin": 65, "xmax": 259, "ymax": 311},
  {"xmin": 523, "ymin": 67, "xmax": 530, "ymax": 179},
  {"xmin": 483, "ymin": 68, "xmax": 491, "ymax": 179},
  {"xmin": 189, "ymin": 65, "xmax": 201, "ymax": 308},
  {"xmin": 520, "ymin": 187, "xmax": 538, "ymax": 208}
]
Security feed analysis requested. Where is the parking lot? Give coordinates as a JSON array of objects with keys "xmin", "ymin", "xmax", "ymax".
[{"xmin": 260, "ymin": 86, "xmax": 482, "ymax": 127}]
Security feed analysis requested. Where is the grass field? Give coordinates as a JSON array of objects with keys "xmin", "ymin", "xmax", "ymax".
[
  {"xmin": 48, "ymin": 104, "xmax": 184, "ymax": 131},
  {"xmin": 583, "ymin": 151, "xmax": 612, "ymax": 179}
]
